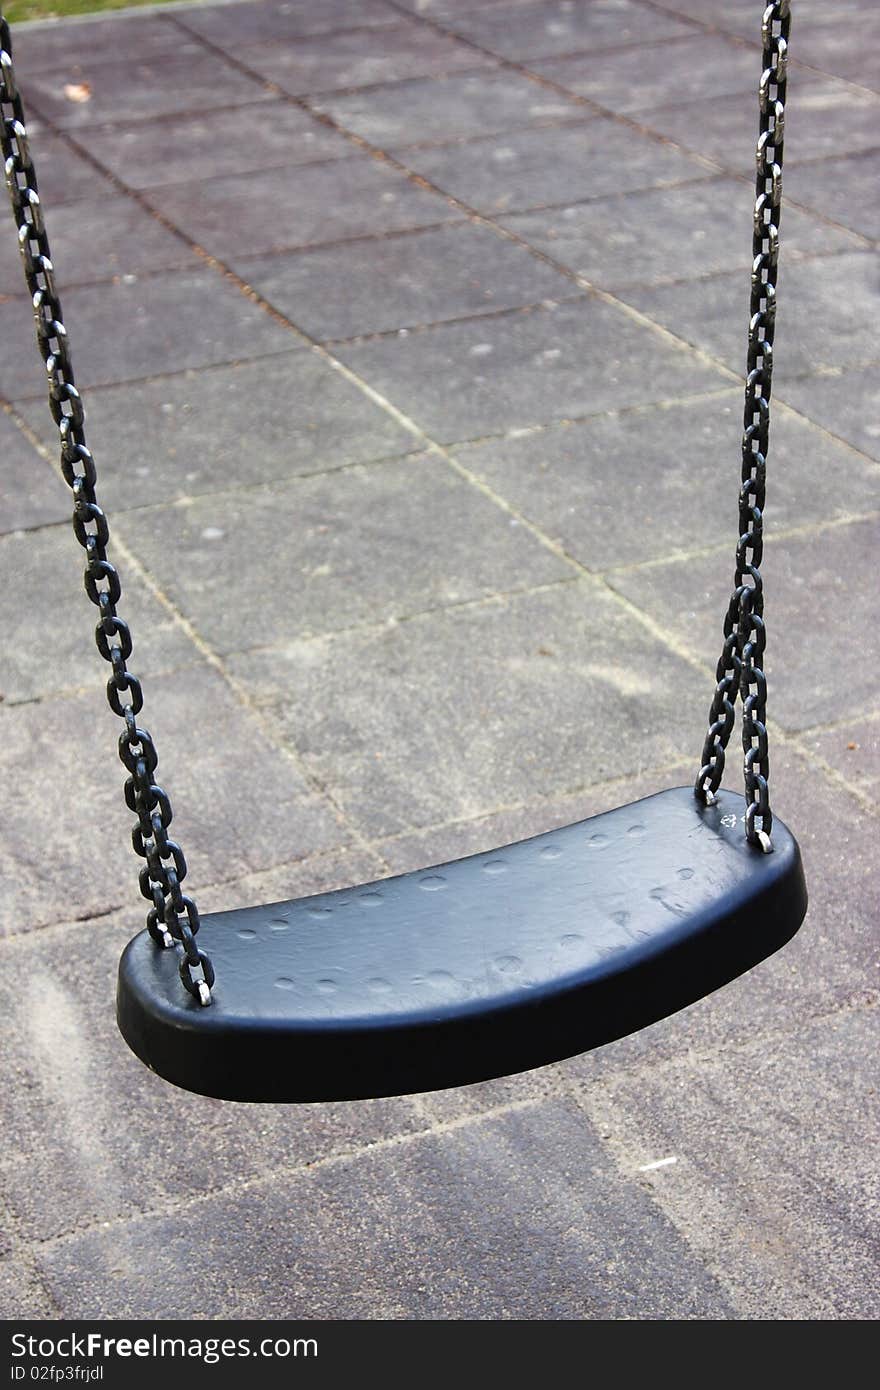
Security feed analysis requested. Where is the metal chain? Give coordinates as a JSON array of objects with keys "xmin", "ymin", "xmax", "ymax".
[
  {"xmin": 696, "ymin": 0, "xmax": 791, "ymax": 851},
  {"xmin": 0, "ymin": 13, "xmax": 214, "ymax": 1003}
]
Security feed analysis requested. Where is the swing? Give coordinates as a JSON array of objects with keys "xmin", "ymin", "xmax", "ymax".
[{"xmin": 0, "ymin": 2, "xmax": 807, "ymax": 1102}]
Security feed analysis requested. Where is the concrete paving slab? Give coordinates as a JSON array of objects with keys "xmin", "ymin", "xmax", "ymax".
[
  {"xmin": 619, "ymin": 250, "xmax": 879, "ymax": 384},
  {"xmin": 234, "ymin": 222, "xmax": 578, "ymax": 340},
  {"xmin": 335, "ymin": 297, "xmax": 730, "ymax": 440},
  {"xmin": 529, "ymin": 32, "xmax": 762, "ymax": 114},
  {"xmin": 0, "ymin": 0, "xmax": 875, "ymax": 1324},
  {"xmin": 227, "ymin": 579, "xmax": 709, "ymax": 839},
  {"xmin": 451, "ymin": 392, "xmax": 880, "ymax": 569},
  {"xmin": 0, "ymin": 127, "xmax": 115, "ymax": 206},
  {"xmin": 177, "ymin": 0, "xmax": 403, "ymax": 45},
  {"xmin": 802, "ymin": 713, "xmax": 880, "ymax": 801},
  {"xmin": 391, "ymin": 117, "xmax": 712, "ymax": 214},
  {"xmin": 143, "ymin": 155, "xmax": 465, "ymax": 262},
  {"xmin": 10, "ymin": 12, "xmax": 197, "ymax": 74},
  {"xmin": 789, "ymin": 11, "xmax": 880, "ymax": 92},
  {"xmin": 313, "ymin": 68, "xmax": 583, "ymax": 147},
  {"xmin": 0, "ymin": 524, "xmax": 197, "ymax": 702},
  {"xmin": 0, "ymin": 192, "xmax": 194, "ymax": 295},
  {"xmin": 115, "ymin": 452, "xmax": 572, "ymax": 654},
  {"xmin": 0, "ymin": 412, "xmax": 69, "ymax": 535},
  {"xmin": 21, "ymin": 49, "xmax": 272, "ymax": 130},
  {"xmin": 0, "ymin": 265, "xmax": 296, "ymax": 398},
  {"xmin": 607, "ymin": 516, "xmax": 880, "ymax": 734},
  {"xmin": 777, "ymin": 364, "xmax": 880, "ymax": 462},
  {"xmin": 785, "ymin": 150, "xmax": 880, "ymax": 243},
  {"xmin": 237, "ymin": 20, "xmax": 496, "ymax": 96},
  {"xmin": 33, "ymin": 1096, "xmax": 736, "ymax": 1319},
  {"xmin": 638, "ymin": 78, "xmax": 880, "ymax": 179},
  {"xmin": 498, "ymin": 182, "xmax": 862, "ymax": 293},
  {"xmin": 0, "ymin": 898, "xmax": 422, "ymax": 1245},
  {"xmin": 623, "ymin": 0, "xmax": 872, "ymax": 46},
  {"xmin": 85, "ymin": 102, "xmax": 355, "ymax": 190},
  {"xmin": 577, "ymin": 1007, "xmax": 880, "ymax": 1319},
  {"xmin": 15, "ymin": 353, "xmax": 417, "ymax": 514},
  {"xmin": 437, "ymin": 0, "xmax": 693, "ymax": 62},
  {"xmin": 0, "ymin": 666, "xmax": 348, "ymax": 933}
]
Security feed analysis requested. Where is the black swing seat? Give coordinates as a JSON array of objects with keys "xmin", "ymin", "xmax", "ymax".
[{"xmin": 117, "ymin": 787, "xmax": 807, "ymax": 1102}]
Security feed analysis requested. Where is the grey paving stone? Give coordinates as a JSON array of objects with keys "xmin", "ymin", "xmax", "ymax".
[
  {"xmin": 0, "ymin": 1258, "xmax": 55, "ymax": 1317},
  {"xmin": 237, "ymin": 20, "xmax": 495, "ymax": 96},
  {"xmin": 86, "ymin": 102, "xmax": 354, "ymax": 190},
  {"xmin": 578, "ymin": 1008, "xmax": 880, "ymax": 1319},
  {"xmin": 233, "ymin": 222, "xmax": 577, "ymax": 340},
  {"xmin": 529, "ymin": 32, "xmax": 761, "ymax": 114},
  {"xmin": 438, "ymin": 0, "xmax": 693, "ymax": 62},
  {"xmin": 16, "ymin": 354, "xmax": 417, "ymax": 514},
  {"xmin": 115, "ymin": 453, "xmax": 572, "ymax": 655},
  {"xmin": 0, "ymin": 413, "xmax": 69, "ymax": 535},
  {"xmin": 0, "ymin": 266, "xmax": 296, "ymax": 398},
  {"xmin": 0, "ymin": 525, "xmax": 198, "ymax": 703},
  {"xmin": 451, "ymin": 392, "xmax": 880, "ymax": 569},
  {"xmin": 0, "ymin": 666, "xmax": 347, "ymax": 933},
  {"xmin": 398, "ymin": 0, "xmax": 552, "ymax": 12},
  {"xmin": 177, "ymin": 0, "xmax": 403, "ymax": 45},
  {"xmin": 623, "ymin": 0, "xmax": 871, "ymax": 44},
  {"xmin": 607, "ymin": 515, "xmax": 880, "ymax": 733},
  {"xmin": 777, "ymin": 365, "xmax": 880, "ymax": 462},
  {"xmin": 499, "ymin": 181, "xmax": 861, "ymax": 292},
  {"xmin": 34, "ymin": 1096, "xmax": 735, "ymax": 1318},
  {"xmin": 638, "ymin": 78, "xmax": 880, "ymax": 180},
  {"xmin": 312, "ymin": 69, "xmax": 583, "ymax": 147},
  {"xmin": 802, "ymin": 713, "xmax": 880, "ymax": 801},
  {"xmin": 398, "ymin": 0, "xmax": 543, "ymax": 12},
  {"xmin": 785, "ymin": 150, "xmax": 880, "ymax": 242},
  {"xmin": 0, "ymin": 894, "xmax": 421, "ymax": 1244},
  {"xmin": 143, "ymin": 155, "xmax": 464, "ymax": 262},
  {"xmin": 0, "ymin": 193, "xmax": 193, "ymax": 296},
  {"xmin": 10, "ymin": 12, "xmax": 196, "ymax": 74},
  {"xmin": 21, "ymin": 51, "xmax": 272, "ymax": 130},
  {"xmin": 335, "ymin": 297, "xmax": 729, "ymax": 440},
  {"xmin": 392, "ymin": 118, "xmax": 712, "ymax": 214},
  {"xmin": 1, "ymin": 127, "xmax": 116, "ymax": 207},
  {"xmin": 791, "ymin": 12, "xmax": 880, "ymax": 92},
  {"xmin": 619, "ymin": 250, "xmax": 879, "ymax": 384},
  {"xmin": 227, "ymin": 579, "xmax": 709, "ymax": 839}
]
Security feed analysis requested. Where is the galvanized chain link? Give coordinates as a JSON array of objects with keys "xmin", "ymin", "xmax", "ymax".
[
  {"xmin": 696, "ymin": 0, "xmax": 791, "ymax": 851},
  {"xmin": 0, "ymin": 13, "xmax": 214, "ymax": 1002}
]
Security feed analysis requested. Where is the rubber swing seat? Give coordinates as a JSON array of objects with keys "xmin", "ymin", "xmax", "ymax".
[{"xmin": 117, "ymin": 787, "xmax": 807, "ymax": 1102}]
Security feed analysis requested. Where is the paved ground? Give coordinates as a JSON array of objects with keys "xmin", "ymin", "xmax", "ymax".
[{"xmin": 0, "ymin": 0, "xmax": 877, "ymax": 1320}]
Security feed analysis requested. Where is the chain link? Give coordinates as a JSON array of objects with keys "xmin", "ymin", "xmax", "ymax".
[
  {"xmin": 696, "ymin": 0, "xmax": 791, "ymax": 851},
  {"xmin": 0, "ymin": 13, "xmax": 214, "ymax": 1002}
]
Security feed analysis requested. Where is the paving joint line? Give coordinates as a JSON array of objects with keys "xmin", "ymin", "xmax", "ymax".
[
  {"xmin": 796, "ymin": 706, "xmax": 880, "ymax": 739},
  {"xmin": 601, "ymin": 509, "xmax": 880, "ymax": 578},
  {"xmin": 18, "ymin": 988, "xmax": 878, "ymax": 1257},
  {"xmin": 384, "ymin": 0, "xmax": 876, "ymax": 246},
  {"xmin": 635, "ymin": 0, "xmax": 880, "ymax": 100},
  {"xmin": 29, "ymin": 1095, "xmax": 546, "ymax": 1253},
  {"xmin": 0, "ymin": 753, "xmax": 695, "ymax": 947},
  {"xmin": 101, "ymin": 527, "xmax": 397, "ymax": 877},
  {"xmin": 15, "ymin": 12, "xmax": 876, "ymax": 847}
]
